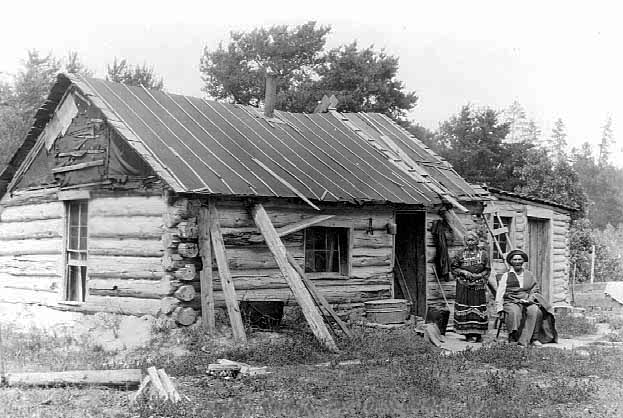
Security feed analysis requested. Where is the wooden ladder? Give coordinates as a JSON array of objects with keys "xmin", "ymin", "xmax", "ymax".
[{"xmin": 483, "ymin": 201, "xmax": 515, "ymax": 269}]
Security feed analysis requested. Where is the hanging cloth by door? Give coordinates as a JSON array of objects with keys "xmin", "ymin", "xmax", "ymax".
[{"xmin": 431, "ymin": 219, "xmax": 452, "ymax": 281}]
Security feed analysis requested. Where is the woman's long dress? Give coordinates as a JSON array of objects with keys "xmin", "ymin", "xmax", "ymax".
[{"xmin": 451, "ymin": 248, "xmax": 491, "ymax": 336}]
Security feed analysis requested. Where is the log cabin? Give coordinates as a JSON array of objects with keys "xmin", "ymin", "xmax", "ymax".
[
  {"xmin": 484, "ymin": 187, "xmax": 576, "ymax": 307},
  {"xmin": 0, "ymin": 73, "xmax": 490, "ymax": 335}
]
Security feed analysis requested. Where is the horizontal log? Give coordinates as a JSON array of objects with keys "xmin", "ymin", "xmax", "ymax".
[
  {"xmin": 174, "ymin": 284, "xmax": 196, "ymax": 302},
  {"xmin": 0, "ymin": 287, "xmax": 161, "ymax": 316},
  {"xmin": 89, "ymin": 216, "xmax": 163, "ymax": 239},
  {"xmin": 247, "ymin": 214, "xmax": 335, "ymax": 243},
  {"xmin": 0, "ymin": 201, "xmax": 63, "ymax": 222},
  {"xmin": 0, "ymin": 218, "xmax": 63, "ymax": 241},
  {"xmin": 0, "ymin": 254, "xmax": 61, "ymax": 277},
  {"xmin": 352, "ymin": 232, "xmax": 393, "ymax": 249},
  {"xmin": 0, "ymin": 274, "xmax": 59, "ymax": 292},
  {"xmin": 173, "ymin": 307, "xmax": 197, "ymax": 326},
  {"xmin": 213, "ymin": 206, "xmax": 392, "ymax": 230},
  {"xmin": 89, "ymin": 238, "xmax": 163, "ymax": 257},
  {"xmin": 88, "ymin": 277, "xmax": 175, "ymax": 299},
  {"xmin": 0, "ymin": 238, "xmax": 62, "ymax": 256},
  {"xmin": 178, "ymin": 243, "xmax": 199, "ymax": 258},
  {"xmin": 5, "ymin": 369, "xmax": 142, "ymax": 388},
  {"xmin": 89, "ymin": 196, "xmax": 166, "ymax": 217},
  {"xmin": 0, "ymin": 195, "xmax": 65, "ymax": 214},
  {"xmin": 160, "ymin": 297, "xmax": 180, "ymax": 314},
  {"xmin": 178, "ymin": 221, "xmax": 198, "ymax": 239},
  {"xmin": 351, "ymin": 252, "xmax": 392, "ymax": 268},
  {"xmin": 211, "ymin": 272, "xmax": 393, "ymax": 291},
  {"xmin": 208, "ymin": 284, "xmax": 392, "ymax": 305},
  {"xmin": 88, "ymin": 255, "xmax": 163, "ymax": 279}
]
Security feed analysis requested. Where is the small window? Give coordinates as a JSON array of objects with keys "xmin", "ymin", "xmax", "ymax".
[
  {"xmin": 64, "ymin": 200, "xmax": 88, "ymax": 301},
  {"xmin": 492, "ymin": 216, "xmax": 512, "ymax": 260},
  {"xmin": 304, "ymin": 227, "xmax": 349, "ymax": 275}
]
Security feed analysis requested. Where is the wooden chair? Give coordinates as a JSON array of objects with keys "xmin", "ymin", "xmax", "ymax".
[{"xmin": 488, "ymin": 273, "xmax": 509, "ymax": 340}]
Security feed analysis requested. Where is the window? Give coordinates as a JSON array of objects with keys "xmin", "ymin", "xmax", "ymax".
[
  {"xmin": 304, "ymin": 227, "xmax": 349, "ymax": 275},
  {"xmin": 64, "ymin": 200, "xmax": 88, "ymax": 302},
  {"xmin": 492, "ymin": 216, "xmax": 513, "ymax": 260}
]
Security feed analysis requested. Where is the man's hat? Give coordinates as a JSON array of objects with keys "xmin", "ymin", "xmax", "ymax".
[{"xmin": 506, "ymin": 249, "xmax": 528, "ymax": 264}]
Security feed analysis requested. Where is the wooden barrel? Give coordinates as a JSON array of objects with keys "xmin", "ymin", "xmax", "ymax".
[{"xmin": 364, "ymin": 299, "xmax": 409, "ymax": 324}]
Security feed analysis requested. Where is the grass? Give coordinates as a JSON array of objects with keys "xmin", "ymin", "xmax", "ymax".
[
  {"xmin": 555, "ymin": 309, "xmax": 599, "ymax": 338},
  {"xmin": 2, "ymin": 312, "xmax": 623, "ymax": 418}
]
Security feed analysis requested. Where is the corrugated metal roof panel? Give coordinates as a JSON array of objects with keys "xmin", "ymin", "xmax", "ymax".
[
  {"xmin": 346, "ymin": 112, "xmax": 482, "ymax": 200},
  {"xmin": 73, "ymin": 76, "xmax": 484, "ymax": 206}
]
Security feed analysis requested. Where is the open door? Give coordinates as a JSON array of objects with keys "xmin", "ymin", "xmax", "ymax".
[
  {"xmin": 528, "ymin": 217, "xmax": 551, "ymax": 302},
  {"xmin": 394, "ymin": 212, "xmax": 427, "ymax": 317}
]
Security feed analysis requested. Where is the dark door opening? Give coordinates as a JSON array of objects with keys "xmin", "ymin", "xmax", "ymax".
[{"xmin": 394, "ymin": 212, "xmax": 426, "ymax": 317}]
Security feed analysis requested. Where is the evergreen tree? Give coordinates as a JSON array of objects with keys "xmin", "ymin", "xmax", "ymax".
[
  {"xmin": 106, "ymin": 58, "xmax": 164, "ymax": 90},
  {"xmin": 200, "ymin": 22, "xmax": 417, "ymax": 119},
  {"xmin": 598, "ymin": 116, "xmax": 613, "ymax": 167},
  {"xmin": 547, "ymin": 118, "xmax": 568, "ymax": 162}
]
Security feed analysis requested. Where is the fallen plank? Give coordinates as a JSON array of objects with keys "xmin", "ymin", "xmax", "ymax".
[{"xmin": 4, "ymin": 369, "xmax": 142, "ymax": 388}]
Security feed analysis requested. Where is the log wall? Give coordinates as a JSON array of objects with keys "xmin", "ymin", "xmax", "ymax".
[
  {"xmin": 0, "ymin": 190, "xmax": 165, "ymax": 316},
  {"xmin": 160, "ymin": 198, "xmax": 396, "ymax": 324},
  {"xmin": 486, "ymin": 197, "xmax": 571, "ymax": 306}
]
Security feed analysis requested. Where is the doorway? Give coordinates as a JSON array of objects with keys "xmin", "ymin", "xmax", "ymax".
[
  {"xmin": 394, "ymin": 212, "xmax": 426, "ymax": 317},
  {"xmin": 528, "ymin": 217, "xmax": 551, "ymax": 302}
]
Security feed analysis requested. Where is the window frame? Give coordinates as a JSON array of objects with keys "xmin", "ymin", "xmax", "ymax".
[
  {"xmin": 303, "ymin": 226, "xmax": 352, "ymax": 278},
  {"xmin": 59, "ymin": 196, "xmax": 89, "ymax": 304}
]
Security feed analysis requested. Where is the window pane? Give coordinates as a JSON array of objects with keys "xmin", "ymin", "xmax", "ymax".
[
  {"xmin": 69, "ymin": 203, "xmax": 80, "ymax": 226},
  {"xmin": 305, "ymin": 227, "xmax": 349, "ymax": 274},
  {"xmin": 79, "ymin": 202, "xmax": 88, "ymax": 227},
  {"xmin": 68, "ymin": 226, "xmax": 80, "ymax": 249}
]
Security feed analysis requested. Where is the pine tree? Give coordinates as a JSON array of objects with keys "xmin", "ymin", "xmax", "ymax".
[
  {"xmin": 106, "ymin": 58, "xmax": 164, "ymax": 90},
  {"xmin": 598, "ymin": 116, "xmax": 613, "ymax": 168},
  {"xmin": 548, "ymin": 118, "xmax": 568, "ymax": 162}
]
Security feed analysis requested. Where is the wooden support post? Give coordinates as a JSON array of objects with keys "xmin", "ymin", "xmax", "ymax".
[
  {"xmin": 286, "ymin": 252, "xmax": 353, "ymax": 339},
  {"xmin": 198, "ymin": 206, "xmax": 216, "ymax": 334},
  {"xmin": 251, "ymin": 203, "xmax": 338, "ymax": 352},
  {"xmin": 209, "ymin": 201, "xmax": 247, "ymax": 344}
]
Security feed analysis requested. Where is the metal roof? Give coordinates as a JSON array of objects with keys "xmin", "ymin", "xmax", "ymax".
[
  {"xmin": 487, "ymin": 187, "xmax": 578, "ymax": 212},
  {"xmin": 4, "ymin": 73, "xmax": 487, "ymax": 206}
]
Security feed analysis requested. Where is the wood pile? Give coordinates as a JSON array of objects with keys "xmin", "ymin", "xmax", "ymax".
[{"xmin": 130, "ymin": 367, "xmax": 181, "ymax": 404}]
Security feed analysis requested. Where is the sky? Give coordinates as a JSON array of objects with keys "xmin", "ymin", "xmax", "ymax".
[{"xmin": 1, "ymin": 0, "xmax": 622, "ymax": 165}]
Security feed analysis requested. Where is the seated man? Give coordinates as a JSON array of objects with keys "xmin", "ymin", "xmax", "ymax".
[{"xmin": 495, "ymin": 249, "xmax": 557, "ymax": 347}]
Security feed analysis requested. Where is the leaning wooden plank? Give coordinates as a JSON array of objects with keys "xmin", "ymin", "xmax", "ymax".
[
  {"xmin": 251, "ymin": 158, "xmax": 320, "ymax": 211},
  {"xmin": 198, "ymin": 206, "xmax": 216, "ymax": 334},
  {"xmin": 209, "ymin": 201, "xmax": 247, "ymax": 343},
  {"xmin": 286, "ymin": 252, "xmax": 353, "ymax": 339},
  {"xmin": 248, "ymin": 215, "xmax": 335, "ymax": 243},
  {"xmin": 157, "ymin": 369, "xmax": 181, "ymax": 403},
  {"xmin": 146, "ymin": 367, "xmax": 168, "ymax": 399},
  {"xmin": 251, "ymin": 203, "xmax": 338, "ymax": 352},
  {"xmin": 5, "ymin": 369, "xmax": 142, "ymax": 387}
]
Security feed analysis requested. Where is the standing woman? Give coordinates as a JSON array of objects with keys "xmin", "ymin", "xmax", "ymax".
[{"xmin": 451, "ymin": 232, "xmax": 491, "ymax": 342}]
